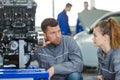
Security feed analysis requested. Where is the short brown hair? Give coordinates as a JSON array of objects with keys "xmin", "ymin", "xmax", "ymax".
[
  {"xmin": 41, "ymin": 18, "xmax": 59, "ymax": 33},
  {"xmin": 66, "ymin": 3, "xmax": 72, "ymax": 7}
]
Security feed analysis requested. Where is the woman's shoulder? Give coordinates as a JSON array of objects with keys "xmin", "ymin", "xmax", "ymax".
[
  {"xmin": 113, "ymin": 47, "xmax": 120, "ymax": 53},
  {"xmin": 112, "ymin": 47, "xmax": 120, "ymax": 58}
]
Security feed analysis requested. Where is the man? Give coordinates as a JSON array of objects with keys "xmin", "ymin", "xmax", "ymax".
[
  {"xmin": 57, "ymin": 3, "xmax": 73, "ymax": 36},
  {"xmin": 31, "ymin": 18, "xmax": 83, "ymax": 80},
  {"xmin": 83, "ymin": 1, "xmax": 89, "ymax": 11},
  {"xmin": 75, "ymin": 1, "xmax": 89, "ymax": 34}
]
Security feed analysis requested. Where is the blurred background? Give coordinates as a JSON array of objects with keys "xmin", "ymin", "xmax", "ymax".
[{"xmin": 34, "ymin": 0, "xmax": 120, "ymax": 27}]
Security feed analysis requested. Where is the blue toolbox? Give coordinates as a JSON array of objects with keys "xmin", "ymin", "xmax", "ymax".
[{"xmin": 0, "ymin": 68, "xmax": 49, "ymax": 80}]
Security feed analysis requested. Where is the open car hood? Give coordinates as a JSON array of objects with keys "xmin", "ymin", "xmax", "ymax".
[{"xmin": 78, "ymin": 9, "xmax": 111, "ymax": 29}]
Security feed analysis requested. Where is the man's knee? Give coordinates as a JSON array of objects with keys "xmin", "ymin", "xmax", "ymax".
[{"xmin": 67, "ymin": 72, "xmax": 83, "ymax": 80}]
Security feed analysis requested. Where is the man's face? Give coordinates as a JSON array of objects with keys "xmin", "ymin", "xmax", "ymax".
[
  {"xmin": 67, "ymin": 6, "xmax": 72, "ymax": 12},
  {"xmin": 44, "ymin": 25, "xmax": 62, "ymax": 45},
  {"xmin": 84, "ymin": 3, "xmax": 88, "ymax": 10}
]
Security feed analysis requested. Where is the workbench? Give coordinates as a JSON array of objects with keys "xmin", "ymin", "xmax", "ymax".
[{"xmin": 0, "ymin": 68, "xmax": 49, "ymax": 80}]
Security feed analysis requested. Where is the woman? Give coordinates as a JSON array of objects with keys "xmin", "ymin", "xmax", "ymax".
[{"xmin": 85, "ymin": 17, "xmax": 120, "ymax": 80}]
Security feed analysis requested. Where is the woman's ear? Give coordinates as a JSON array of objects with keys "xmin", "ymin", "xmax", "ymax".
[{"xmin": 104, "ymin": 34, "xmax": 110, "ymax": 41}]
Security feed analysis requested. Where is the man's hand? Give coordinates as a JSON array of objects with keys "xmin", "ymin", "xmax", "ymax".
[
  {"xmin": 33, "ymin": 39, "xmax": 51, "ymax": 51},
  {"xmin": 43, "ymin": 39, "xmax": 51, "ymax": 46},
  {"xmin": 97, "ymin": 75, "xmax": 104, "ymax": 80},
  {"xmin": 47, "ymin": 66, "xmax": 54, "ymax": 80}
]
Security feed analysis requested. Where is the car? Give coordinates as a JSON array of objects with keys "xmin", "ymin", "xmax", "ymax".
[{"xmin": 74, "ymin": 10, "xmax": 120, "ymax": 70}]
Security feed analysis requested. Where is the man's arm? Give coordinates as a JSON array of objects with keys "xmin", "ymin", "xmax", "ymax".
[{"xmin": 53, "ymin": 37, "xmax": 83, "ymax": 74}]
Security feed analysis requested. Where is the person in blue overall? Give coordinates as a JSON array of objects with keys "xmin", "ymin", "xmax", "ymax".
[
  {"xmin": 31, "ymin": 18, "xmax": 83, "ymax": 80},
  {"xmin": 57, "ymin": 3, "xmax": 73, "ymax": 36},
  {"xmin": 85, "ymin": 17, "xmax": 120, "ymax": 80},
  {"xmin": 75, "ymin": 18, "xmax": 84, "ymax": 34},
  {"xmin": 75, "ymin": 1, "xmax": 89, "ymax": 34}
]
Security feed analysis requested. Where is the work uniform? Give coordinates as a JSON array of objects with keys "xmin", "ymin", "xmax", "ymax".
[
  {"xmin": 86, "ymin": 48, "xmax": 120, "ymax": 80},
  {"xmin": 75, "ymin": 18, "xmax": 84, "ymax": 34},
  {"xmin": 57, "ymin": 10, "xmax": 72, "ymax": 35},
  {"xmin": 31, "ymin": 35, "xmax": 83, "ymax": 80}
]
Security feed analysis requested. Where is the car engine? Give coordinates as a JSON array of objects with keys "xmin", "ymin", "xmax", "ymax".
[{"xmin": 0, "ymin": 0, "xmax": 41, "ymax": 69}]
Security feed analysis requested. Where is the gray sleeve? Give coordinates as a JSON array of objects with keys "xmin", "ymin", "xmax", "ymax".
[
  {"xmin": 54, "ymin": 37, "xmax": 83, "ymax": 74},
  {"xmin": 113, "ymin": 49, "xmax": 120, "ymax": 80},
  {"xmin": 97, "ymin": 48, "xmax": 102, "ymax": 75},
  {"xmin": 31, "ymin": 49, "xmax": 40, "ymax": 61}
]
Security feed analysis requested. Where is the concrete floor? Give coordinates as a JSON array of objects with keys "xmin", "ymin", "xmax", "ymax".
[{"xmin": 83, "ymin": 68, "xmax": 97, "ymax": 79}]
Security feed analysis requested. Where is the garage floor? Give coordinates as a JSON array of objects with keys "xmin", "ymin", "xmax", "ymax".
[{"xmin": 83, "ymin": 68, "xmax": 97, "ymax": 79}]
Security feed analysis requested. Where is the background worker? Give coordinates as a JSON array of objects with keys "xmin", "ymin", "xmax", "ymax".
[
  {"xmin": 75, "ymin": 1, "xmax": 89, "ymax": 34},
  {"xmin": 57, "ymin": 3, "xmax": 73, "ymax": 36}
]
